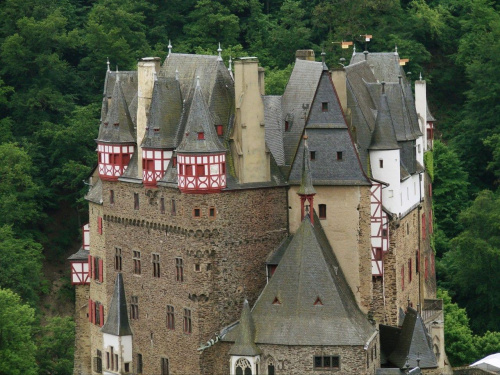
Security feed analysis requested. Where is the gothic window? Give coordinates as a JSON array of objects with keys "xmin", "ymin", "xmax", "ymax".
[
  {"xmin": 114, "ymin": 247, "xmax": 122, "ymax": 271},
  {"xmin": 314, "ymin": 356, "xmax": 339, "ymax": 370},
  {"xmin": 133, "ymin": 251, "xmax": 141, "ymax": 275},
  {"xmin": 235, "ymin": 358, "xmax": 252, "ymax": 375},
  {"xmin": 267, "ymin": 357, "xmax": 275, "ymax": 375},
  {"xmin": 130, "ymin": 296, "xmax": 139, "ymax": 320},
  {"xmin": 166, "ymin": 305, "xmax": 175, "ymax": 330},
  {"xmin": 176, "ymin": 258, "xmax": 184, "ymax": 282},
  {"xmin": 152, "ymin": 254, "xmax": 160, "ymax": 278},
  {"xmin": 183, "ymin": 308, "xmax": 192, "ymax": 334},
  {"xmin": 319, "ymin": 204, "xmax": 327, "ymax": 219}
]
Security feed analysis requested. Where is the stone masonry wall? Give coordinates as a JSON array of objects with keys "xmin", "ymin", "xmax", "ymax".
[
  {"xmin": 73, "ymin": 284, "xmax": 91, "ymax": 375},
  {"xmin": 87, "ymin": 181, "xmax": 288, "ymax": 374}
]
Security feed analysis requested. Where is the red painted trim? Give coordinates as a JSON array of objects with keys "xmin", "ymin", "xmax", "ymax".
[
  {"xmin": 98, "ymin": 217, "xmax": 103, "ymax": 235},
  {"xmin": 99, "ymin": 259, "xmax": 103, "ymax": 283},
  {"xmin": 99, "ymin": 304, "xmax": 104, "ymax": 327},
  {"xmin": 88, "ymin": 298, "xmax": 92, "ymax": 322},
  {"xmin": 88, "ymin": 255, "xmax": 93, "ymax": 279}
]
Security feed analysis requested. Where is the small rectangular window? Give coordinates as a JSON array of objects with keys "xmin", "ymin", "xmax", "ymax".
[
  {"xmin": 161, "ymin": 358, "xmax": 169, "ymax": 375},
  {"xmin": 109, "ymin": 190, "xmax": 114, "ymax": 204},
  {"xmin": 319, "ymin": 204, "xmax": 327, "ymax": 220},
  {"xmin": 185, "ymin": 164, "xmax": 193, "ymax": 176},
  {"xmin": 310, "ymin": 151, "xmax": 316, "ymax": 161},
  {"xmin": 322, "ymin": 102, "xmax": 328, "ymax": 112},
  {"xmin": 196, "ymin": 164, "xmax": 205, "ymax": 176},
  {"xmin": 313, "ymin": 355, "xmax": 339, "ymax": 369},
  {"xmin": 183, "ymin": 308, "xmax": 192, "ymax": 334},
  {"xmin": 197, "ymin": 132, "xmax": 205, "ymax": 140},
  {"xmin": 114, "ymin": 247, "xmax": 122, "ymax": 271},
  {"xmin": 133, "ymin": 251, "xmax": 141, "ymax": 275},
  {"xmin": 134, "ymin": 193, "xmax": 139, "ymax": 210},
  {"xmin": 160, "ymin": 197, "xmax": 165, "ymax": 214},
  {"xmin": 166, "ymin": 305, "xmax": 175, "ymax": 330},
  {"xmin": 337, "ymin": 151, "xmax": 343, "ymax": 160},
  {"xmin": 176, "ymin": 258, "xmax": 184, "ymax": 282},
  {"xmin": 171, "ymin": 199, "xmax": 176, "ymax": 215},
  {"xmin": 216, "ymin": 125, "xmax": 223, "ymax": 136},
  {"xmin": 193, "ymin": 208, "xmax": 201, "ymax": 218},
  {"xmin": 379, "ymin": 159, "xmax": 384, "ymax": 168},
  {"xmin": 408, "ymin": 258, "xmax": 412, "ymax": 283},
  {"xmin": 209, "ymin": 207, "xmax": 216, "ymax": 218},
  {"xmin": 194, "ymin": 263, "xmax": 201, "ymax": 272},
  {"xmin": 374, "ymin": 248, "xmax": 383, "ymax": 261},
  {"xmin": 401, "ymin": 265, "xmax": 405, "ymax": 290},
  {"xmin": 137, "ymin": 354, "xmax": 143, "ymax": 374},
  {"xmin": 152, "ymin": 254, "xmax": 160, "ymax": 278},
  {"xmin": 130, "ymin": 296, "xmax": 139, "ymax": 320}
]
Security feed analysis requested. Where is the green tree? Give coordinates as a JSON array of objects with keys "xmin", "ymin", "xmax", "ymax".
[
  {"xmin": 0, "ymin": 288, "xmax": 37, "ymax": 375},
  {"xmin": 36, "ymin": 316, "xmax": 75, "ymax": 375},
  {"xmin": 443, "ymin": 190, "xmax": 500, "ymax": 333},
  {"xmin": 0, "ymin": 226, "xmax": 43, "ymax": 307}
]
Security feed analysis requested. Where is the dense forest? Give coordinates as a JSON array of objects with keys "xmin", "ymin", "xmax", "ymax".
[{"xmin": 0, "ymin": 0, "xmax": 499, "ymax": 372}]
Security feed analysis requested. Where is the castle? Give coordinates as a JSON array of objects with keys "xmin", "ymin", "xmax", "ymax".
[{"xmin": 68, "ymin": 46, "xmax": 449, "ymax": 374}]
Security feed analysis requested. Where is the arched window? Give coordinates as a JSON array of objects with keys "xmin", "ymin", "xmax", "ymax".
[
  {"xmin": 235, "ymin": 358, "xmax": 252, "ymax": 375},
  {"xmin": 267, "ymin": 356, "xmax": 275, "ymax": 375}
]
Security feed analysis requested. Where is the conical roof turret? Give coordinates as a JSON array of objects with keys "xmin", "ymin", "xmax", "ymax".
[
  {"xmin": 101, "ymin": 273, "xmax": 132, "ymax": 336},
  {"xmin": 369, "ymin": 83, "xmax": 400, "ymax": 150},
  {"xmin": 228, "ymin": 300, "xmax": 261, "ymax": 356},
  {"xmin": 177, "ymin": 77, "xmax": 225, "ymax": 154},
  {"xmin": 97, "ymin": 78, "xmax": 136, "ymax": 144},
  {"xmin": 297, "ymin": 136, "xmax": 316, "ymax": 196}
]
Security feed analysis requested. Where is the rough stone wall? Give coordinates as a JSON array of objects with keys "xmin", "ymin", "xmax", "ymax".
[
  {"xmin": 87, "ymin": 181, "xmax": 288, "ymax": 374},
  {"xmin": 422, "ymin": 171, "xmax": 437, "ymax": 299},
  {"xmin": 73, "ymin": 284, "xmax": 91, "ymax": 375},
  {"xmin": 288, "ymin": 185, "xmax": 372, "ymax": 312}
]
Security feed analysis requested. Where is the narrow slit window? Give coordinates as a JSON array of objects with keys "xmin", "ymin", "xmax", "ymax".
[
  {"xmin": 319, "ymin": 204, "xmax": 327, "ymax": 219},
  {"xmin": 322, "ymin": 102, "xmax": 328, "ymax": 112},
  {"xmin": 337, "ymin": 151, "xmax": 343, "ymax": 160},
  {"xmin": 379, "ymin": 159, "xmax": 384, "ymax": 168},
  {"xmin": 310, "ymin": 151, "xmax": 316, "ymax": 161}
]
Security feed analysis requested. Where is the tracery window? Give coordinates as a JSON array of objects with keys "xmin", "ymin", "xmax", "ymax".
[{"xmin": 235, "ymin": 358, "xmax": 252, "ymax": 375}]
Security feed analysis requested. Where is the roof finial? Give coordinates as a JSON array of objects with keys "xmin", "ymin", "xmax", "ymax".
[
  {"xmin": 115, "ymin": 65, "xmax": 119, "ymax": 82},
  {"xmin": 107, "ymin": 57, "xmax": 110, "ymax": 72},
  {"xmin": 217, "ymin": 42, "xmax": 223, "ymax": 61},
  {"xmin": 394, "ymin": 45, "xmax": 398, "ymax": 55},
  {"xmin": 228, "ymin": 55, "xmax": 232, "ymax": 72},
  {"xmin": 321, "ymin": 50, "xmax": 327, "ymax": 70},
  {"xmin": 168, "ymin": 40, "xmax": 172, "ymax": 57},
  {"xmin": 381, "ymin": 81, "xmax": 386, "ymax": 94},
  {"xmin": 175, "ymin": 68, "xmax": 179, "ymax": 81},
  {"xmin": 196, "ymin": 75, "xmax": 200, "ymax": 88},
  {"xmin": 419, "ymin": 72, "xmax": 422, "ymax": 80},
  {"xmin": 353, "ymin": 44, "xmax": 356, "ymax": 56}
]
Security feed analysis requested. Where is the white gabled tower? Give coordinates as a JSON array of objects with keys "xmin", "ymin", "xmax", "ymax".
[{"xmin": 101, "ymin": 273, "xmax": 133, "ymax": 374}]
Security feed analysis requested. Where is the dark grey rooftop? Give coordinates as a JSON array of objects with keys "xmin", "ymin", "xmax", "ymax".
[
  {"xmin": 68, "ymin": 247, "xmax": 89, "ymax": 261},
  {"xmin": 141, "ymin": 77, "xmax": 183, "ymax": 149},
  {"xmin": 101, "ymin": 273, "xmax": 133, "ymax": 336},
  {"xmin": 85, "ymin": 178, "xmax": 103, "ymax": 204},
  {"xmin": 426, "ymin": 104, "xmax": 436, "ymax": 122},
  {"xmin": 282, "ymin": 59, "xmax": 323, "ymax": 166},
  {"xmin": 369, "ymin": 89, "xmax": 400, "ymax": 151},
  {"xmin": 223, "ymin": 212, "xmax": 376, "ymax": 346},
  {"xmin": 228, "ymin": 300, "xmax": 261, "ymax": 356},
  {"xmin": 297, "ymin": 138, "xmax": 316, "ymax": 195},
  {"xmin": 350, "ymin": 52, "xmax": 405, "ymax": 83},
  {"xmin": 119, "ymin": 149, "xmax": 140, "ymax": 181},
  {"xmin": 263, "ymin": 95, "xmax": 285, "ymax": 166}
]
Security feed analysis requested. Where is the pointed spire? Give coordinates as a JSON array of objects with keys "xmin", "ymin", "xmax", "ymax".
[
  {"xmin": 353, "ymin": 44, "xmax": 356, "ymax": 56},
  {"xmin": 228, "ymin": 300, "xmax": 261, "ymax": 356},
  {"xmin": 228, "ymin": 56, "xmax": 234, "ymax": 80},
  {"xmin": 298, "ymin": 135, "xmax": 316, "ymax": 196},
  {"xmin": 217, "ymin": 42, "xmax": 223, "ymax": 61},
  {"xmin": 394, "ymin": 45, "xmax": 398, "ymax": 55},
  {"xmin": 419, "ymin": 72, "xmax": 422, "ymax": 80},
  {"xmin": 196, "ymin": 75, "xmax": 200, "ymax": 88},
  {"xmin": 168, "ymin": 40, "xmax": 172, "ymax": 57},
  {"xmin": 369, "ymin": 82, "xmax": 400, "ymax": 150},
  {"xmin": 321, "ymin": 50, "xmax": 327, "ymax": 71},
  {"xmin": 101, "ymin": 273, "xmax": 132, "ymax": 336},
  {"xmin": 107, "ymin": 57, "xmax": 110, "ymax": 72}
]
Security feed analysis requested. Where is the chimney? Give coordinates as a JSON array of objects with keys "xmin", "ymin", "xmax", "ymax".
[
  {"xmin": 331, "ymin": 68, "xmax": 347, "ymax": 113},
  {"xmin": 295, "ymin": 50, "xmax": 315, "ymax": 61},
  {"xmin": 137, "ymin": 57, "xmax": 161, "ymax": 178},
  {"xmin": 414, "ymin": 77, "xmax": 427, "ymax": 151},
  {"xmin": 258, "ymin": 67, "xmax": 265, "ymax": 95},
  {"xmin": 232, "ymin": 58, "xmax": 270, "ymax": 184}
]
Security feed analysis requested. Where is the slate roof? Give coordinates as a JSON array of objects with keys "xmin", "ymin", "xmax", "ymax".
[
  {"xmin": 141, "ymin": 77, "xmax": 183, "ymax": 149},
  {"xmin": 97, "ymin": 76, "xmax": 136, "ymax": 144},
  {"xmin": 101, "ymin": 70, "xmax": 138, "ymax": 128},
  {"xmin": 263, "ymin": 95, "xmax": 285, "ymax": 166},
  {"xmin": 376, "ymin": 369, "xmax": 421, "ymax": 375},
  {"xmin": 228, "ymin": 300, "xmax": 261, "ymax": 356},
  {"xmin": 68, "ymin": 247, "xmax": 89, "ymax": 261},
  {"xmin": 350, "ymin": 52, "xmax": 404, "ymax": 83},
  {"xmin": 223, "ymin": 212, "xmax": 376, "ymax": 346},
  {"xmin": 119, "ymin": 149, "xmax": 140, "ymax": 182},
  {"xmin": 101, "ymin": 273, "xmax": 133, "ymax": 336},
  {"xmin": 177, "ymin": 79, "xmax": 226, "ymax": 154},
  {"xmin": 85, "ymin": 178, "xmax": 103, "ymax": 204},
  {"xmin": 369, "ymin": 86, "xmax": 400, "ymax": 150},
  {"xmin": 297, "ymin": 138, "xmax": 316, "ymax": 195},
  {"xmin": 426, "ymin": 104, "xmax": 436, "ymax": 122},
  {"xmin": 282, "ymin": 59, "xmax": 323, "ymax": 166},
  {"xmin": 382, "ymin": 307, "xmax": 438, "ymax": 369}
]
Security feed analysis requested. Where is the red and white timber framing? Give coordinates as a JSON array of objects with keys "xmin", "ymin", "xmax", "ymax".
[
  {"xmin": 177, "ymin": 153, "xmax": 226, "ymax": 193},
  {"xmin": 371, "ymin": 182, "xmax": 390, "ymax": 277},
  {"xmin": 70, "ymin": 223, "xmax": 90, "ymax": 285},
  {"xmin": 82, "ymin": 223, "xmax": 89, "ymax": 250},
  {"xmin": 97, "ymin": 143, "xmax": 134, "ymax": 181},
  {"xmin": 142, "ymin": 149, "xmax": 172, "ymax": 187}
]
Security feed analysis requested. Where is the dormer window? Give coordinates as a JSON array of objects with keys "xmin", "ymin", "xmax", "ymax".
[
  {"xmin": 310, "ymin": 151, "xmax": 316, "ymax": 161},
  {"xmin": 322, "ymin": 102, "xmax": 328, "ymax": 112},
  {"xmin": 216, "ymin": 125, "xmax": 223, "ymax": 136},
  {"xmin": 198, "ymin": 132, "xmax": 205, "ymax": 140},
  {"xmin": 285, "ymin": 121, "xmax": 290, "ymax": 131}
]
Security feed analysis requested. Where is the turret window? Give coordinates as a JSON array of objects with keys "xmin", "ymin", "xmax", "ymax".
[
  {"xmin": 171, "ymin": 199, "xmax": 177, "ymax": 215},
  {"xmin": 160, "ymin": 197, "xmax": 165, "ymax": 214},
  {"xmin": 408, "ymin": 258, "xmax": 412, "ymax": 282},
  {"xmin": 109, "ymin": 190, "xmax": 114, "ymax": 204},
  {"xmin": 285, "ymin": 121, "xmax": 290, "ymax": 131},
  {"xmin": 161, "ymin": 358, "xmax": 169, "ymax": 375},
  {"xmin": 137, "ymin": 354, "xmax": 143, "ymax": 374},
  {"xmin": 134, "ymin": 193, "xmax": 139, "ymax": 210},
  {"xmin": 198, "ymin": 132, "xmax": 205, "ymax": 140}
]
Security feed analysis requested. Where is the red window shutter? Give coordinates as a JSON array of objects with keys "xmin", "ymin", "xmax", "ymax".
[
  {"xmin": 401, "ymin": 265, "xmax": 405, "ymax": 290},
  {"xmin": 422, "ymin": 214, "xmax": 426, "ymax": 239},
  {"xmin": 88, "ymin": 255, "xmax": 92, "ymax": 279},
  {"xmin": 99, "ymin": 259, "xmax": 103, "ymax": 283},
  {"xmin": 88, "ymin": 299, "xmax": 92, "ymax": 322},
  {"xmin": 98, "ymin": 217, "xmax": 103, "ymax": 235},
  {"xmin": 91, "ymin": 301, "xmax": 96, "ymax": 324},
  {"xmin": 196, "ymin": 164, "xmax": 205, "ymax": 176},
  {"xmin": 99, "ymin": 304, "xmax": 104, "ymax": 327}
]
